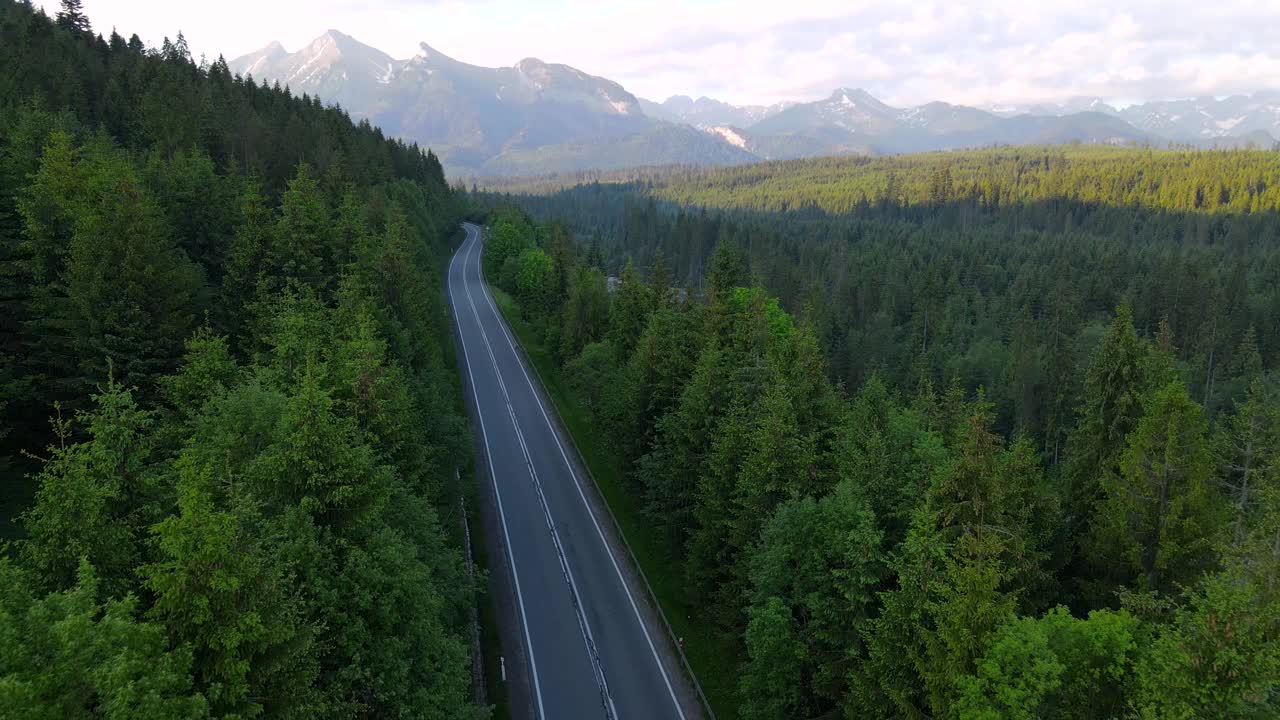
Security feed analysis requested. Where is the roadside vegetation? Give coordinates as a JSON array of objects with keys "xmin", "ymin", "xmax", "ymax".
[{"xmin": 480, "ymin": 168, "xmax": 1280, "ymax": 718}]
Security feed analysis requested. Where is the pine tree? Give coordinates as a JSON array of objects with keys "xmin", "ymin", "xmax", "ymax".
[
  {"xmin": 558, "ymin": 265, "xmax": 609, "ymax": 361},
  {"xmin": 0, "ymin": 559, "xmax": 208, "ymax": 718},
  {"xmin": 144, "ymin": 470, "xmax": 320, "ymax": 717},
  {"xmin": 270, "ymin": 164, "xmax": 332, "ymax": 296},
  {"xmin": 1063, "ymin": 305, "xmax": 1152, "ymax": 601},
  {"xmin": 20, "ymin": 379, "xmax": 156, "ymax": 597},
  {"xmin": 55, "ymin": 0, "xmax": 90, "ymax": 33},
  {"xmin": 742, "ymin": 480, "xmax": 884, "ymax": 717},
  {"xmin": 607, "ymin": 260, "xmax": 655, "ymax": 356},
  {"xmin": 1219, "ymin": 378, "xmax": 1279, "ymax": 547},
  {"xmin": 1089, "ymin": 380, "xmax": 1226, "ymax": 592}
]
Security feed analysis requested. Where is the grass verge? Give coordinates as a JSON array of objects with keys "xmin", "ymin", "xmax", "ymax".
[
  {"xmin": 489, "ymin": 285, "xmax": 740, "ymax": 720},
  {"xmin": 465, "ymin": 473, "xmax": 510, "ymax": 718}
]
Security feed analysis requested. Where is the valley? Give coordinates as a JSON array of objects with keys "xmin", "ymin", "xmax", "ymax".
[{"xmin": 4, "ymin": 2, "xmax": 1280, "ymax": 719}]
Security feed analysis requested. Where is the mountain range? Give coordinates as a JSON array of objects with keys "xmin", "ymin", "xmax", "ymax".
[{"xmin": 231, "ymin": 31, "xmax": 1280, "ymax": 176}]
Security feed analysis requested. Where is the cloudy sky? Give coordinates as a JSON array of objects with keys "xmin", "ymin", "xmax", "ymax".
[{"xmin": 45, "ymin": 0, "xmax": 1280, "ymax": 107}]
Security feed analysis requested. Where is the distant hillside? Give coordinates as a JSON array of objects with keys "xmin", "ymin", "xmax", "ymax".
[
  {"xmin": 480, "ymin": 123, "xmax": 757, "ymax": 175},
  {"xmin": 989, "ymin": 92, "xmax": 1280, "ymax": 144},
  {"xmin": 485, "ymin": 145, "xmax": 1280, "ymax": 218}
]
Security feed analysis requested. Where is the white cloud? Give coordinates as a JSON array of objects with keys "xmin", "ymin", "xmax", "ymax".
[{"xmin": 51, "ymin": 0, "xmax": 1280, "ymax": 107}]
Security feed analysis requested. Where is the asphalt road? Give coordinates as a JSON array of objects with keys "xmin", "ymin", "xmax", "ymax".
[{"xmin": 448, "ymin": 223, "xmax": 692, "ymax": 720}]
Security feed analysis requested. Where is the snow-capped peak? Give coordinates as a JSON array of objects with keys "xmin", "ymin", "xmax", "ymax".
[
  {"xmin": 235, "ymin": 40, "xmax": 289, "ymax": 78},
  {"xmin": 414, "ymin": 42, "xmax": 459, "ymax": 64},
  {"xmin": 830, "ymin": 88, "xmax": 892, "ymax": 111},
  {"xmin": 707, "ymin": 125, "xmax": 748, "ymax": 148}
]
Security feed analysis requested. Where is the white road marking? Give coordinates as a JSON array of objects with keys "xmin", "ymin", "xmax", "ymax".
[
  {"xmin": 464, "ymin": 223, "xmax": 689, "ymax": 720},
  {"xmin": 448, "ymin": 228, "xmax": 547, "ymax": 719},
  {"xmin": 458, "ymin": 228, "xmax": 618, "ymax": 718}
]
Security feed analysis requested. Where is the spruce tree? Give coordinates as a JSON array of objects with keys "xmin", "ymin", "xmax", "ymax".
[
  {"xmin": 217, "ymin": 179, "xmax": 274, "ymax": 340},
  {"xmin": 559, "ymin": 265, "xmax": 609, "ymax": 361},
  {"xmin": 61, "ymin": 151, "xmax": 201, "ymax": 393},
  {"xmin": 607, "ymin": 260, "xmax": 654, "ymax": 355},
  {"xmin": 1220, "ymin": 378, "xmax": 1279, "ymax": 546},
  {"xmin": 728, "ymin": 382, "xmax": 814, "ymax": 571},
  {"xmin": 637, "ymin": 336, "xmax": 724, "ymax": 544},
  {"xmin": 270, "ymin": 164, "xmax": 331, "ymax": 296},
  {"xmin": 0, "ymin": 559, "xmax": 207, "ymax": 718},
  {"xmin": 20, "ymin": 380, "xmax": 155, "ymax": 597},
  {"xmin": 145, "ymin": 471, "xmax": 319, "ymax": 717},
  {"xmin": 55, "ymin": 0, "xmax": 90, "ymax": 33},
  {"xmin": 1089, "ymin": 381, "xmax": 1226, "ymax": 592},
  {"xmin": 621, "ymin": 296, "xmax": 699, "ymax": 464},
  {"xmin": 920, "ymin": 402, "xmax": 1037, "ymax": 713},
  {"xmin": 740, "ymin": 597, "xmax": 806, "ymax": 720},
  {"xmin": 1063, "ymin": 305, "xmax": 1152, "ymax": 601},
  {"xmin": 742, "ymin": 480, "xmax": 884, "ymax": 717}
]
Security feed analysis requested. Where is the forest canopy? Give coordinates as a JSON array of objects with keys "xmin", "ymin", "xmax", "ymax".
[
  {"xmin": 481, "ymin": 141, "xmax": 1280, "ymax": 717},
  {"xmin": 499, "ymin": 147, "xmax": 1280, "ymax": 443},
  {"xmin": 0, "ymin": 1, "xmax": 482, "ymax": 717}
]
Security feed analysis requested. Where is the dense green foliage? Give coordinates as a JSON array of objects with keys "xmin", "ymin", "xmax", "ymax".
[
  {"xmin": 503, "ymin": 147, "xmax": 1280, "ymax": 447},
  {"xmin": 1, "ymin": 2, "xmax": 481, "ymax": 717},
  {"xmin": 679, "ymin": 148, "xmax": 1280, "ymax": 214},
  {"xmin": 485, "ymin": 146, "xmax": 1280, "ymax": 214},
  {"xmin": 482, "ymin": 143, "xmax": 1280, "ymax": 719}
]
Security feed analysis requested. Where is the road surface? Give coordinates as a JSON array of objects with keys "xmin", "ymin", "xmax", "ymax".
[{"xmin": 448, "ymin": 223, "xmax": 694, "ymax": 719}]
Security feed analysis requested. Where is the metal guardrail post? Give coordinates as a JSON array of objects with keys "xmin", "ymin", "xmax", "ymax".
[{"xmin": 458, "ymin": 481, "xmax": 488, "ymax": 709}]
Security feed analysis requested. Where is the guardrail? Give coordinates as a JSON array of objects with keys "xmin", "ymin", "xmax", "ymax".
[{"xmin": 458, "ymin": 488, "xmax": 488, "ymax": 708}]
